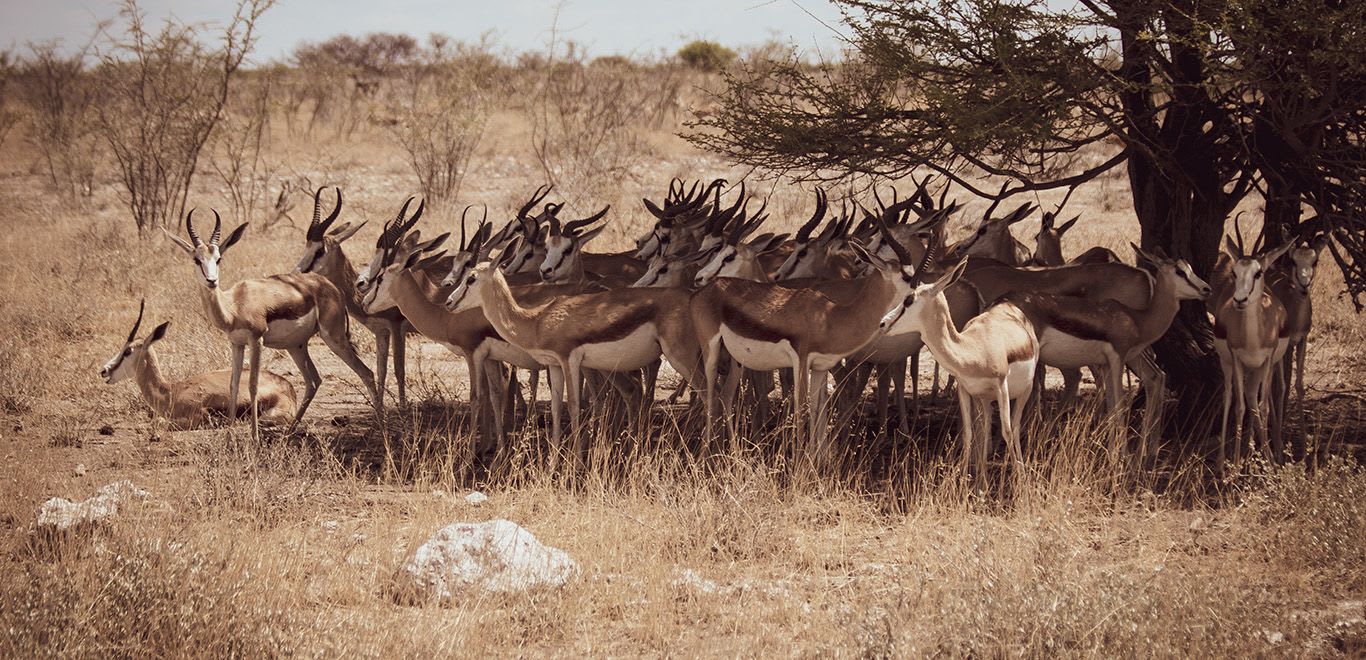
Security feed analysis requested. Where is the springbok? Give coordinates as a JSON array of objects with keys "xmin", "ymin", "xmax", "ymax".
[
  {"xmin": 879, "ymin": 259, "xmax": 1039, "ymax": 481},
  {"xmin": 362, "ymin": 237, "xmax": 565, "ymax": 456},
  {"xmin": 1268, "ymin": 233, "xmax": 1328, "ymax": 457},
  {"xmin": 772, "ymin": 192, "xmax": 864, "ymax": 281},
  {"xmin": 1211, "ymin": 234, "xmax": 1294, "ymax": 468},
  {"xmin": 295, "ymin": 187, "xmax": 414, "ymax": 409},
  {"xmin": 1002, "ymin": 245, "xmax": 1211, "ymax": 457},
  {"xmin": 690, "ymin": 233, "xmax": 924, "ymax": 460},
  {"xmin": 445, "ymin": 245, "xmax": 705, "ymax": 465},
  {"xmin": 101, "ymin": 300, "xmax": 298, "ymax": 430},
  {"xmin": 163, "ymin": 210, "xmax": 378, "ymax": 438},
  {"xmin": 539, "ymin": 205, "xmax": 636, "ymax": 284},
  {"xmin": 634, "ymin": 178, "xmax": 726, "ymax": 261}
]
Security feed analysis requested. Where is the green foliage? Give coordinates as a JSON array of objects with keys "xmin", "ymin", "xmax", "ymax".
[{"xmin": 677, "ymin": 40, "xmax": 736, "ymax": 72}]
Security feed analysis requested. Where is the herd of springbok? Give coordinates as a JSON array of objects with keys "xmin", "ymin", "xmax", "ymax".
[{"xmin": 98, "ymin": 178, "xmax": 1328, "ymax": 478}]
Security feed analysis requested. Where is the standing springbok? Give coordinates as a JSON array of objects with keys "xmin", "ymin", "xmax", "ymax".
[
  {"xmin": 879, "ymin": 259, "xmax": 1039, "ymax": 482},
  {"xmin": 952, "ymin": 198, "xmax": 1035, "ymax": 266},
  {"xmin": 1211, "ymin": 234, "xmax": 1294, "ymax": 468},
  {"xmin": 1002, "ymin": 245, "xmax": 1211, "ymax": 459},
  {"xmin": 690, "ymin": 234, "xmax": 924, "ymax": 461},
  {"xmin": 295, "ymin": 187, "xmax": 414, "ymax": 409},
  {"xmin": 1268, "ymin": 233, "xmax": 1328, "ymax": 458},
  {"xmin": 101, "ymin": 300, "xmax": 298, "ymax": 430},
  {"xmin": 163, "ymin": 209, "xmax": 379, "ymax": 438},
  {"xmin": 445, "ymin": 244, "xmax": 705, "ymax": 465}
]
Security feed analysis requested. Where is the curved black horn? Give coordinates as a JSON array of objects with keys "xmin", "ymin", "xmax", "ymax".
[
  {"xmin": 324, "ymin": 187, "xmax": 342, "ymax": 225},
  {"xmin": 308, "ymin": 186, "xmax": 325, "ymax": 239},
  {"xmin": 127, "ymin": 298, "xmax": 146, "ymax": 344},
  {"xmin": 879, "ymin": 221, "xmax": 915, "ymax": 265},
  {"xmin": 564, "ymin": 205, "xmax": 610, "ymax": 237},
  {"xmin": 185, "ymin": 208, "xmax": 203, "ymax": 247},
  {"xmin": 460, "ymin": 205, "xmax": 474, "ymax": 250},
  {"xmin": 796, "ymin": 189, "xmax": 827, "ymax": 242},
  {"xmin": 210, "ymin": 210, "xmax": 223, "ymax": 246},
  {"xmin": 518, "ymin": 184, "xmax": 553, "ymax": 221}
]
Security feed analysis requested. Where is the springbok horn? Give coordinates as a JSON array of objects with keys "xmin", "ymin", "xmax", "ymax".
[
  {"xmin": 127, "ymin": 298, "xmax": 146, "ymax": 344},
  {"xmin": 307, "ymin": 186, "xmax": 325, "ymax": 240},
  {"xmin": 564, "ymin": 205, "xmax": 610, "ymax": 236},
  {"xmin": 460, "ymin": 205, "xmax": 474, "ymax": 250},
  {"xmin": 185, "ymin": 208, "xmax": 202, "ymax": 247},
  {"xmin": 323, "ymin": 187, "xmax": 342, "ymax": 225},
  {"xmin": 518, "ymin": 185, "xmax": 553, "ymax": 221},
  {"xmin": 879, "ymin": 221, "xmax": 915, "ymax": 266},
  {"xmin": 210, "ymin": 210, "xmax": 222, "ymax": 246},
  {"xmin": 796, "ymin": 189, "xmax": 827, "ymax": 242}
]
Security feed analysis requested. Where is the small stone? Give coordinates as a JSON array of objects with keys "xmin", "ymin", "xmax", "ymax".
[
  {"xmin": 147, "ymin": 434, "xmax": 162, "ymax": 443},
  {"xmin": 74, "ymin": 463, "xmax": 86, "ymax": 477},
  {"xmin": 321, "ymin": 520, "xmax": 340, "ymax": 533},
  {"xmin": 98, "ymin": 424, "xmax": 114, "ymax": 436},
  {"xmin": 464, "ymin": 491, "xmax": 488, "ymax": 506}
]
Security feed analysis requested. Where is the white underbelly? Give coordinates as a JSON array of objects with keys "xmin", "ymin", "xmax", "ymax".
[
  {"xmin": 258, "ymin": 309, "xmax": 318, "ymax": 348},
  {"xmin": 1005, "ymin": 357, "xmax": 1037, "ymax": 399},
  {"xmin": 577, "ymin": 324, "xmax": 661, "ymax": 372},
  {"xmin": 808, "ymin": 351, "xmax": 846, "ymax": 372},
  {"xmin": 720, "ymin": 325, "xmax": 794, "ymax": 371},
  {"xmin": 1038, "ymin": 329, "xmax": 1109, "ymax": 369}
]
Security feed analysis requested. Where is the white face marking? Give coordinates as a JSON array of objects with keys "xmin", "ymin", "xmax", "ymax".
[
  {"xmin": 441, "ymin": 252, "xmax": 476, "ymax": 288},
  {"xmin": 356, "ymin": 246, "xmax": 385, "ymax": 292},
  {"xmin": 540, "ymin": 235, "xmax": 575, "ymax": 281},
  {"xmin": 193, "ymin": 244, "xmax": 223, "ymax": 288},
  {"xmin": 445, "ymin": 266, "xmax": 487, "ymax": 312},
  {"xmin": 100, "ymin": 343, "xmax": 138, "ymax": 384},
  {"xmin": 362, "ymin": 266, "xmax": 400, "ymax": 314},
  {"xmin": 1230, "ymin": 258, "xmax": 1263, "ymax": 309},
  {"xmin": 774, "ymin": 241, "xmax": 815, "ymax": 280},
  {"xmin": 694, "ymin": 246, "xmax": 741, "ymax": 287},
  {"xmin": 1170, "ymin": 260, "xmax": 1211, "ymax": 300},
  {"xmin": 632, "ymin": 257, "xmax": 668, "ymax": 287},
  {"xmin": 634, "ymin": 228, "xmax": 663, "ymax": 260}
]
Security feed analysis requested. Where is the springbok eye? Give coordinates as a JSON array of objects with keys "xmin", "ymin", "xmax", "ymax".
[
  {"xmin": 660, "ymin": 266, "xmax": 669, "ymax": 274},
  {"xmin": 1253, "ymin": 270, "xmax": 1262, "ymax": 279},
  {"xmin": 660, "ymin": 236, "xmax": 670, "ymax": 244},
  {"xmin": 723, "ymin": 254, "xmax": 735, "ymax": 264},
  {"xmin": 466, "ymin": 275, "xmax": 476, "ymax": 285},
  {"xmin": 798, "ymin": 249, "xmax": 808, "ymax": 258},
  {"xmin": 123, "ymin": 348, "xmax": 132, "ymax": 356}
]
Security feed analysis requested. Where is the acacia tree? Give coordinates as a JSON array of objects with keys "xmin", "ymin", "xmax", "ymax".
[{"xmin": 691, "ymin": 0, "xmax": 1366, "ymax": 435}]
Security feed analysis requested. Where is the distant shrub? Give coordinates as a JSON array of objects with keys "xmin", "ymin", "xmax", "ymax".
[{"xmin": 677, "ymin": 40, "xmax": 736, "ymax": 72}]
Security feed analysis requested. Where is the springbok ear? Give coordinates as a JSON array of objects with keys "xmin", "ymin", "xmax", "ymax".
[
  {"xmin": 147, "ymin": 321, "xmax": 170, "ymax": 344},
  {"xmin": 936, "ymin": 258, "xmax": 969, "ymax": 291},
  {"xmin": 416, "ymin": 232, "xmax": 450, "ymax": 255},
  {"xmin": 162, "ymin": 227, "xmax": 195, "ymax": 255},
  {"xmin": 413, "ymin": 250, "xmax": 448, "ymax": 272},
  {"xmin": 1311, "ymin": 233, "xmax": 1329, "ymax": 252},
  {"xmin": 576, "ymin": 225, "xmax": 606, "ymax": 246},
  {"xmin": 330, "ymin": 220, "xmax": 367, "ymax": 243},
  {"xmin": 496, "ymin": 237, "xmax": 522, "ymax": 269},
  {"xmin": 1261, "ymin": 241, "xmax": 1293, "ymax": 266},
  {"xmin": 1057, "ymin": 215, "xmax": 1080, "ymax": 234},
  {"xmin": 220, "ymin": 223, "xmax": 249, "ymax": 253},
  {"xmin": 401, "ymin": 248, "xmax": 427, "ymax": 271}
]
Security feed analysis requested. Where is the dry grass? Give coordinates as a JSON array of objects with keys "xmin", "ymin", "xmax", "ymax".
[{"xmin": 1, "ymin": 76, "xmax": 1365, "ymax": 657}]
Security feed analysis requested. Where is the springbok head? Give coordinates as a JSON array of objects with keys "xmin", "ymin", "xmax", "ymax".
[
  {"xmin": 1285, "ymin": 233, "xmax": 1329, "ymax": 296},
  {"xmin": 100, "ymin": 299, "xmax": 171, "ymax": 384},
  {"xmin": 439, "ymin": 205, "xmax": 494, "ymax": 288},
  {"xmin": 957, "ymin": 199, "xmax": 1034, "ymax": 260},
  {"xmin": 539, "ymin": 204, "xmax": 611, "ymax": 282},
  {"xmin": 1132, "ymin": 243, "xmax": 1211, "ymax": 301},
  {"xmin": 772, "ymin": 189, "xmax": 835, "ymax": 280},
  {"xmin": 635, "ymin": 178, "xmax": 725, "ymax": 260},
  {"xmin": 163, "ymin": 208, "xmax": 248, "ymax": 289},
  {"xmin": 445, "ymin": 235, "xmax": 524, "ymax": 313},
  {"xmin": 1224, "ymin": 230, "xmax": 1293, "ymax": 311},
  {"xmin": 355, "ymin": 196, "xmax": 425, "ymax": 293},
  {"xmin": 878, "ymin": 241, "xmax": 958, "ymax": 337},
  {"xmin": 360, "ymin": 231, "xmax": 449, "ymax": 315},
  {"xmin": 295, "ymin": 186, "xmax": 365, "ymax": 275}
]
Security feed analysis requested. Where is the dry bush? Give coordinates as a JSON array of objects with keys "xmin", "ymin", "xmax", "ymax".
[
  {"xmin": 18, "ymin": 42, "xmax": 102, "ymax": 200},
  {"xmin": 528, "ymin": 42, "xmax": 648, "ymax": 200},
  {"xmin": 0, "ymin": 51, "xmax": 24, "ymax": 154},
  {"xmin": 207, "ymin": 70, "xmax": 276, "ymax": 226},
  {"xmin": 385, "ymin": 37, "xmax": 492, "ymax": 207},
  {"xmin": 95, "ymin": 0, "xmax": 272, "ymax": 234},
  {"xmin": 186, "ymin": 433, "xmax": 352, "ymax": 528}
]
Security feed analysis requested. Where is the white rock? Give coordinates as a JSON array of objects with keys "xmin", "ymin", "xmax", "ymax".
[
  {"xmin": 464, "ymin": 491, "xmax": 488, "ymax": 506},
  {"xmin": 37, "ymin": 480, "xmax": 148, "ymax": 531},
  {"xmin": 73, "ymin": 463, "xmax": 86, "ymax": 476},
  {"xmin": 397, "ymin": 519, "xmax": 577, "ymax": 600},
  {"xmin": 673, "ymin": 568, "xmax": 719, "ymax": 594},
  {"xmin": 321, "ymin": 520, "xmax": 340, "ymax": 533}
]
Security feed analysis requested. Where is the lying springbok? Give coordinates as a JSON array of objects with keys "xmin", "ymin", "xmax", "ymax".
[
  {"xmin": 101, "ymin": 300, "xmax": 297, "ymax": 429},
  {"xmin": 295, "ymin": 187, "xmax": 414, "ymax": 408},
  {"xmin": 163, "ymin": 210, "xmax": 378, "ymax": 438},
  {"xmin": 1211, "ymin": 233, "xmax": 1294, "ymax": 468},
  {"xmin": 1268, "ymin": 233, "xmax": 1328, "ymax": 457},
  {"xmin": 879, "ymin": 259, "xmax": 1040, "ymax": 482},
  {"xmin": 446, "ymin": 243, "xmax": 705, "ymax": 465}
]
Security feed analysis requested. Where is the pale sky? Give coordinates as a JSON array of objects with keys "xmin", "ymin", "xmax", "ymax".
[{"xmin": 0, "ymin": 0, "xmax": 851, "ymax": 62}]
